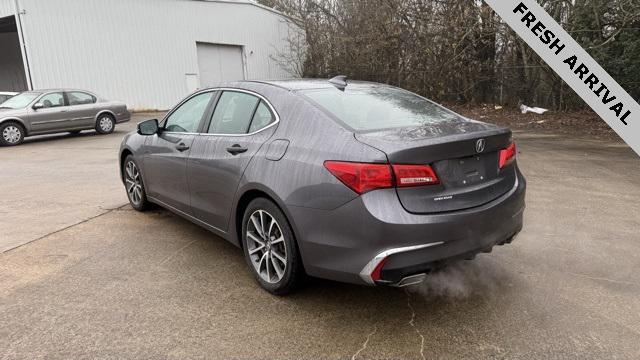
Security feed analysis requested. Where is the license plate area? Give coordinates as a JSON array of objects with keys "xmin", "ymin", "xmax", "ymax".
[{"xmin": 434, "ymin": 153, "xmax": 495, "ymax": 188}]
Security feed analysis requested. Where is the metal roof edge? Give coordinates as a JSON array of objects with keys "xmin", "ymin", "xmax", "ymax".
[{"xmin": 191, "ymin": 0, "xmax": 302, "ymax": 24}]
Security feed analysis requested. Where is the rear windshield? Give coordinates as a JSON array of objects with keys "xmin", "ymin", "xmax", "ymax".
[{"xmin": 301, "ymin": 86, "xmax": 464, "ymax": 131}]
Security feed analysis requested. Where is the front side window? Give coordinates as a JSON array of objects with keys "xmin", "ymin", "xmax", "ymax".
[
  {"xmin": 39, "ymin": 93, "xmax": 65, "ymax": 108},
  {"xmin": 302, "ymin": 86, "xmax": 464, "ymax": 131},
  {"xmin": 67, "ymin": 92, "xmax": 96, "ymax": 105},
  {"xmin": 208, "ymin": 91, "xmax": 260, "ymax": 134},
  {"xmin": 164, "ymin": 92, "xmax": 214, "ymax": 133}
]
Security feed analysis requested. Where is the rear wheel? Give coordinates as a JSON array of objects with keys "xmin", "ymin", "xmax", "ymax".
[
  {"xmin": 123, "ymin": 155, "xmax": 150, "ymax": 211},
  {"xmin": 242, "ymin": 198, "xmax": 303, "ymax": 295},
  {"xmin": 0, "ymin": 121, "xmax": 25, "ymax": 146},
  {"xmin": 96, "ymin": 113, "xmax": 115, "ymax": 134}
]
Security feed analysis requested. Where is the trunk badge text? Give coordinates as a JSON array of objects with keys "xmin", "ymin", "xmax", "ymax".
[{"xmin": 476, "ymin": 139, "xmax": 486, "ymax": 153}]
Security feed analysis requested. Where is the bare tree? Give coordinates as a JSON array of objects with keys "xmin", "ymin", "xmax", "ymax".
[{"xmin": 261, "ymin": 0, "xmax": 640, "ymax": 110}]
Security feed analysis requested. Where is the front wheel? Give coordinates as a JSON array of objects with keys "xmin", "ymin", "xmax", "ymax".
[
  {"xmin": 96, "ymin": 114, "xmax": 115, "ymax": 134},
  {"xmin": 123, "ymin": 155, "xmax": 150, "ymax": 211},
  {"xmin": 242, "ymin": 198, "xmax": 303, "ymax": 295},
  {"xmin": 0, "ymin": 121, "xmax": 24, "ymax": 146},
  {"xmin": 0, "ymin": 122, "xmax": 25, "ymax": 146}
]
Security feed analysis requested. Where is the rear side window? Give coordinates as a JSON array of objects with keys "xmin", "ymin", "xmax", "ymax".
[
  {"xmin": 67, "ymin": 92, "xmax": 96, "ymax": 105},
  {"xmin": 302, "ymin": 86, "xmax": 463, "ymax": 131},
  {"xmin": 208, "ymin": 91, "xmax": 260, "ymax": 135},
  {"xmin": 249, "ymin": 101, "xmax": 275, "ymax": 133}
]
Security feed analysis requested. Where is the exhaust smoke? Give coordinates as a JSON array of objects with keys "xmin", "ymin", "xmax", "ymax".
[{"xmin": 411, "ymin": 258, "xmax": 510, "ymax": 299}]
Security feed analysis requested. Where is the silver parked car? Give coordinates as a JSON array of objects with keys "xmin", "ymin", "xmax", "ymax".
[
  {"xmin": 0, "ymin": 89, "xmax": 130, "ymax": 146},
  {"xmin": 119, "ymin": 78, "xmax": 526, "ymax": 295}
]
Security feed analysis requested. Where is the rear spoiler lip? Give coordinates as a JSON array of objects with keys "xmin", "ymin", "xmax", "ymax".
[{"xmin": 355, "ymin": 127, "xmax": 513, "ymax": 164}]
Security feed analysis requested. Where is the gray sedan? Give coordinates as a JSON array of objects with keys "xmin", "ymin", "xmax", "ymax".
[
  {"xmin": 119, "ymin": 78, "xmax": 525, "ymax": 294},
  {"xmin": 0, "ymin": 89, "xmax": 130, "ymax": 146}
]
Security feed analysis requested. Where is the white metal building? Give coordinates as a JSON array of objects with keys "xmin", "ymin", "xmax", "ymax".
[{"xmin": 0, "ymin": 0, "xmax": 299, "ymax": 110}]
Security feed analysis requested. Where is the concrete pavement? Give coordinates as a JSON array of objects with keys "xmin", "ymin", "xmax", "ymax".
[{"xmin": 1, "ymin": 114, "xmax": 639, "ymax": 359}]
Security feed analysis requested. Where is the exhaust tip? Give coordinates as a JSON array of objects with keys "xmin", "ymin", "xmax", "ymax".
[{"xmin": 392, "ymin": 273, "xmax": 428, "ymax": 287}]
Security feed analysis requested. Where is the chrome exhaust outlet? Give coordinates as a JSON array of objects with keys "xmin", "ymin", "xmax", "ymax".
[{"xmin": 392, "ymin": 273, "xmax": 427, "ymax": 287}]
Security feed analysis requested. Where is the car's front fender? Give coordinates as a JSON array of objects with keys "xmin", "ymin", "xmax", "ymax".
[
  {"xmin": 0, "ymin": 117, "xmax": 29, "ymax": 134},
  {"xmin": 118, "ymin": 132, "xmax": 147, "ymax": 183}
]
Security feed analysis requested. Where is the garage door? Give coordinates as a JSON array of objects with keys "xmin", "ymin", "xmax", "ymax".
[
  {"xmin": 0, "ymin": 16, "xmax": 28, "ymax": 92},
  {"xmin": 196, "ymin": 43, "xmax": 245, "ymax": 88}
]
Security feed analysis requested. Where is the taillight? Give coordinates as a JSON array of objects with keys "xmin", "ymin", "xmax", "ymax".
[
  {"xmin": 392, "ymin": 164, "xmax": 440, "ymax": 186},
  {"xmin": 499, "ymin": 142, "xmax": 517, "ymax": 169},
  {"xmin": 324, "ymin": 161, "xmax": 440, "ymax": 194},
  {"xmin": 323, "ymin": 161, "xmax": 393, "ymax": 194}
]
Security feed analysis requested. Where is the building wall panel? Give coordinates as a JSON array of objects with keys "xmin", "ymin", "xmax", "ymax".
[
  {"xmin": 16, "ymin": 0, "xmax": 299, "ymax": 109},
  {"xmin": 0, "ymin": 0, "xmax": 13, "ymax": 18}
]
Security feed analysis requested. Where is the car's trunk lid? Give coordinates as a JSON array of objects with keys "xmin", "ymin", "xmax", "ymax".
[{"xmin": 355, "ymin": 120, "xmax": 516, "ymax": 213}]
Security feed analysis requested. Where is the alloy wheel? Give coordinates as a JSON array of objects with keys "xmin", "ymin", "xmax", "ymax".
[
  {"xmin": 99, "ymin": 116, "xmax": 114, "ymax": 132},
  {"xmin": 125, "ymin": 161, "xmax": 143, "ymax": 205},
  {"xmin": 2, "ymin": 125, "xmax": 22, "ymax": 144},
  {"xmin": 246, "ymin": 210, "xmax": 287, "ymax": 283}
]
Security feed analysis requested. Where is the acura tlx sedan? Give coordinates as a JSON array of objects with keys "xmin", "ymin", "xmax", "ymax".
[{"xmin": 119, "ymin": 77, "xmax": 526, "ymax": 294}]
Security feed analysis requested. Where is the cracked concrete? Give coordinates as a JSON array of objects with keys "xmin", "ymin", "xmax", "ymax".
[
  {"xmin": 406, "ymin": 290, "xmax": 425, "ymax": 360},
  {"xmin": 1, "ymin": 114, "xmax": 640, "ymax": 359},
  {"xmin": 350, "ymin": 324, "xmax": 377, "ymax": 360}
]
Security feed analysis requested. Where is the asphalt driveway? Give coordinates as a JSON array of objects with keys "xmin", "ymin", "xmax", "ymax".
[{"xmin": 1, "ymin": 114, "xmax": 639, "ymax": 359}]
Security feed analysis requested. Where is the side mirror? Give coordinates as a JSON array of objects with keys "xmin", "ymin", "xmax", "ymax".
[
  {"xmin": 32, "ymin": 103, "xmax": 44, "ymax": 110},
  {"xmin": 137, "ymin": 119, "xmax": 159, "ymax": 136}
]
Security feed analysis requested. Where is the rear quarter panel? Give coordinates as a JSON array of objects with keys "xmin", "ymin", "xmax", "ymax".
[
  {"xmin": 231, "ymin": 83, "xmax": 387, "ymax": 244},
  {"xmin": 99, "ymin": 101, "xmax": 129, "ymax": 123}
]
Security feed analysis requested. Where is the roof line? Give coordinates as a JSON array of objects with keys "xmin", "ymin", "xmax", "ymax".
[
  {"xmin": 191, "ymin": 0, "xmax": 301, "ymax": 23},
  {"xmin": 243, "ymin": 80, "xmax": 295, "ymax": 91}
]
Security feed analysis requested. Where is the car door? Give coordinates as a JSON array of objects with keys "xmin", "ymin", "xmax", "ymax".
[
  {"xmin": 188, "ymin": 90, "xmax": 278, "ymax": 231},
  {"xmin": 143, "ymin": 91, "xmax": 216, "ymax": 214},
  {"xmin": 65, "ymin": 91, "xmax": 99, "ymax": 129},
  {"xmin": 27, "ymin": 92, "xmax": 71, "ymax": 133}
]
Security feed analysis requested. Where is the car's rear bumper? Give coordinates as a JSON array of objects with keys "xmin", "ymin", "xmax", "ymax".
[{"xmin": 287, "ymin": 168, "xmax": 526, "ymax": 286}]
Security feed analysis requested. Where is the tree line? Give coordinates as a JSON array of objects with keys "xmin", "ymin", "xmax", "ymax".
[{"xmin": 260, "ymin": 0, "xmax": 640, "ymax": 110}]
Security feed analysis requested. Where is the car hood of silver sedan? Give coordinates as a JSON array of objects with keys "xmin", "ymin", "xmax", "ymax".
[{"xmin": 0, "ymin": 108, "xmax": 27, "ymax": 117}]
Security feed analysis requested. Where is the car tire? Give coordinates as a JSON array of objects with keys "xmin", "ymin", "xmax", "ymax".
[
  {"xmin": 0, "ymin": 121, "xmax": 25, "ymax": 146},
  {"xmin": 95, "ymin": 113, "xmax": 115, "ymax": 134},
  {"xmin": 242, "ymin": 198, "xmax": 304, "ymax": 295},
  {"xmin": 123, "ymin": 155, "xmax": 151, "ymax": 211}
]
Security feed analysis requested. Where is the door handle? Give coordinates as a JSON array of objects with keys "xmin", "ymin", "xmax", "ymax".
[
  {"xmin": 227, "ymin": 144, "xmax": 248, "ymax": 155},
  {"xmin": 176, "ymin": 143, "xmax": 190, "ymax": 152}
]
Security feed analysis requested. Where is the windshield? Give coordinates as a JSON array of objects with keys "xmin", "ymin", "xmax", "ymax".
[
  {"xmin": 301, "ymin": 86, "xmax": 464, "ymax": 131},
  {"xmin": 0, "ymin": 92, "xmax": 40, "ymax": 109}
]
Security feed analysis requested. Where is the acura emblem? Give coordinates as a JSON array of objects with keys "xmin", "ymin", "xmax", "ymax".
[{"xmin": 476, "ymin": 139, "xmax": 486, "ymax": 153}]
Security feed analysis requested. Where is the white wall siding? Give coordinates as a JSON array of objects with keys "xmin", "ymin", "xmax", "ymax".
[
  {"xmin": 0, "ymin": 0, "xmax": 14, "ymax": 18},
  {"xmin": 17, "ymin": 0, "xmax": 298, "ymax": 109}
]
